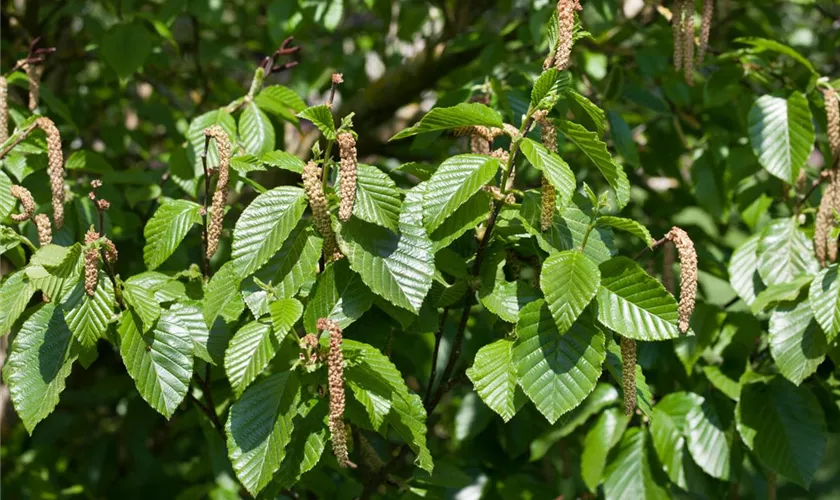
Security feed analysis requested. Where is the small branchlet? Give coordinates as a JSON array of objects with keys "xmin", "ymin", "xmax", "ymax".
[
  {"xmin": 303, "ymin": 161, "xmax": 342, "ymax": 262},
  {"xmin": 318, "ymin": 318, "xmax": 357, "ymax": 469},
  {"xmin": 664, "ymin": 226, "xmax": 697, "ymax": 334},
  {"xmin": 203, "ymin": 126, "xmax": 231, "ymax": 260},
  {"xmin": 84, "ymin": 228, "xmax": 100, "ymax": 297},
  {"xmin": 10, "ymin": 184, "xmax": 35, "ymax": 222},
  {"xmin": 337, "ymin": 132, "xmax": 357, "ymax": 222},
  {"xmin": 620, "ymin": 336, "xmax": 637, "ymax": 417},
  {"xmin": 35, "ymin": 117, "xmax": 64, "ymax": 228}
]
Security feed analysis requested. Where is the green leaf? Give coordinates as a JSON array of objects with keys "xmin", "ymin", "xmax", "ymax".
[
  {"xmin": 729, "ymin": 233, "xmax": 765, "ymax": 307},
  {"xmin": 0, "ymin": 170, "xmax": 14, "ymax": 219},
  {"xmin": 226, "ymin": 371, "xmax": 301, "ymax": 496},
  {"xmin": 240, "ymin": 101, "xmax": 275, "ymax": 156},
  {"xmin": 531, "ymin": 69, "xmax": 571, "ymax": 110},
  {"xmin": 567, "ymin": 90, "xmax": 607, "ymax": 137},
  {"xmin": 736, "ymin": 376, "xmax": 827, "ymax": 487},
  {"xmin": 466, "ymin": 339, "xmax": 519, "ymax": 422},
  {"xmin": 31, "ymin": 243, "xmax": 79, "ymax": 269},
  {"xmin": 757, "ymin": 218, "xmax": 819, "ymax": 286},
  {"xmin": 65, "ymin": 150, "xmax": 113, "ymax": 174},
  {"xmin": 167, "ymin": 301, "xmax": 222, "ymax": 366},
  {"xmin": 748, "ymin": 93, "xmax": 815, "ymax": 184},
  {"xmin": 479, "ymin": 247, "xmax": 540, "ymax": 323},
  {"xmin": 230, "ymin": 154, "xmax": 265, "ymax": 174},
  {"xmin": 271, "ymin": 399, "xmax": 328, "ymax": 490},
  {"xmin": 513, "ymin": 300, "xmax": 606, "ymax": 424},
  {"xmin": 261, "ymin": 150, "xmax": 305, "ymax": 173},
  {"xmin": 186, "ymin": 109, "xmax": 237, "ymax": 174},
  {"xmin": 520, "ymin": 138, "xmax": 576, "ymax": 205},
  {"xmin": 702, "ymin": 366, "xmax": 741, "ymax": 401},
  {"xmin": 204, "ymin": 261, "xmax": 245, "ymax": 327},
  {"xmin": 303, "ymin": 259, "xmax": 374, "ymax": 333},
  {"xmin": 100, "ymin": 21, "xmax": 153, "ymax": 79},
  {"xmin": 736, "ymin": 37, "xmax": 818, "ymax": 74},
  {"xmin": 809, "ymin": 264, "xmax": 840, "ymax": 343},
  {"xmin": 122, "ymin": 280, "xmax": 161, "ymax": 333},
  {"xmin": 596, "ymin": 257, "xmax": 681, "ymax": 341},
  {"xmin": 557, "ymin": 120, "xmax": 630, "ymax": 209},
  {"xmin": 62, "ymin": 271, "xmax": 115, "ymax": 347},
  {"xmin": 541, "ymin": 250, "xmax": 601, "ymax": 335},
  {"xmin": 143, "ymin": 199, "xmax": 202, "ymax": 270},
  {"xmin": 241, "ymin": 222, "xmax": 322, "ymax": 318},
  {"xmin": 596, "ymin": 216, "xmax": 654, "ymax": 247},
  {"xmin": 118, "ymin": 309, "xmax": 194, "ymax": 419},
  {"xmin": 125, "ymin": 271, "xmax": 185, "ymax": 303},
  {"xmin": 581, "ymin": 407, "xmax": 628, "ymax": 492},
  {"xmin": 430, "ymin": 191, "xmax": 492, "ymax": 252},
  {"xmin": 348, "ymin": 163, "xmax": 402, "ymax": 232},
  {"xmin": 2, "ymin": 304, "xmax": 78, "ymax": 433},
  {"xmin": 750, "ymin": 275, "xmax": 812, "ymax": 314},
  {"xmin": 390, "ymin": 103, "xmax": 504, "ymax": 141},
  {"xmin": 343, "ymin": 339, "xmax": 433, "ymax": 472},
  {"xmin": 607, "ymin": 111, "xmax": 640, "ymax": 167},
  {"xmin": 423, "ymin": 154, "xmax": 499, "ymax": 233},
  {"xmin": 0, "ymin": 270, "xmax": 34, "ymax": 334},
  {"xmin": 604, "ymin": 427, "xmax": 670, "ymax": 500},
  {"xmin": 226, "ymin": 299, "xmax": 301, "ymax": 398},
  {"xmin": 297, "ymin": 105, "xmax": 336, "ymax": 140},
  {"xmin": 256, "ymin": 84, "xmax": 306, "ymax": 122},
  {"xmin": 685, "ymin": 396, "xmax": 734, "ymax": 480},
  {"xmin": 769, "ymin": 300, "xmax": 827, "ymax": 386},
  {"xmin": 338, "ymin": 183, "xmax": 434, "ymax": 313},
  {"xmin": 231, "ymin": 186, "xmax": 308, "ymax": 278},
  {"xmin": 649, "ymin": 392, "xmax": 706, "ymax": 490}
]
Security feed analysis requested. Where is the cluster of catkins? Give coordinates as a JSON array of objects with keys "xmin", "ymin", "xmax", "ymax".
[
  {"xmin": 203, "ymin": 126, "xmax": 231, "ymax": 260},
  {"xmin": 303, "ymin": 161, "xmax": 343, "ymax": 262},
  {"xmin": 673, "ymin": 0, "xmax": 714, "ymax": 84},
  {"xmin": 544, "ymin": 0, "xmax": 582, "ymax": 71},
  {"xmin": 816, "ymin": 89, "xmax": 840, "ymax": 266},
  {"xmin": 318, "ymin": 318, "xmax": 356, "ymax": 469},
  {"xmin": 337, "ymin": 132, "xmax": 357, "ymax": 222},
  {"xmin": 665, "ymin": 226, "xmax": 698, "ymax": 334}
]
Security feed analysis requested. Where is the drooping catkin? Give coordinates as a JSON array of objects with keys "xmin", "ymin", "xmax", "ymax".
[
  {"xmin": 0, "ymin": 76, "xmax": 8, "ymax": 144},
  {"xmin": 102, "ymin": 237, "xmax": 118, "ymax": 264},
  {"xmin": 358, "ymin": 433, "xmax": 384, "ymax": 472},
  {"xmin": 536, "ymin": 112, "xmax": 558, "ymax": 232},
  {"xmin": 34, "ymin": 214, "xmax": 51, "ymax": 246},
  {"xmin": 303, "ymin": 161, "xmax": 342, "ymax": 262},
  {"xmin": 824, "ymin": 89, "xmax": 840, "ymax": 163},
  {"xmin": 681, "ymin": 0, "xmax": 695, "ymax": 84},
  {"xmin": 318, "ymin": 318, "xmax": 355, "ymax": 469},
  {"xmin": 35, "ymin": 117, "xmax": 64, "ymax": 229},
  {"xmin": 203, "ymin": 126, "xmax": 231, "ymax": 260},
  {"xmin": 337, "ymin": 132, "xmax": 357, "ymax": 222},
  {"xmin": 24, "ymin": 62, "xmax": 43, "ymax": 111},
  {"xmin": 815, "ymin": 182, "xmax": 835, "ymax": 267},
  {"xmin": 84, "ymin": 229, "xmax": 100, "ymax": 297},
  {"xmin": 10, "ymin": 185, "xmax": 35, "ymax": 222},
  {"xmin": 554, "ymin": 0, "xmax": 582, "ymax": 71},
  {"xmin": 665, "ymin": 226, "xmax": 697, "ymax": 334},
  {"xmin": 620, "ymin": 336, "xmax": 637, "ymax": 417},
  {"xmin": 698, "ymin": 0, "xmax": 714, "ymax": 64},
  {"xmin": 672, "ymin": 0, "xmax": 684, "ymax": 71}
]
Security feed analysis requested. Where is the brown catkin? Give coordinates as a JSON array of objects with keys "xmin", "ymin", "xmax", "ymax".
[
  {"xmin": 815, "ymin": 182, "xmax": 835, "ymax": 267},
  {"xmin": 102, "ymin": 237, "xmax": 118, "ymax": 264},
  {"xmin": 34, "ymin": 214, "xmax": 52, "ymax": 246},
  {"xmin": 303, "ymin": 161, "xmax": 342, "ymax": 262},
  {"xmin": 84, "ymin": 229, "xmax": 100, "ymax": 297},
  {"xmin": 541, "ymin": 176, "xmax": 556, "ymax": 232},
  {"xmin": 0, "ymin": 76, "xmax": 8, "ymax": 144},
  {"xmin": 665, "ymin": 226, "xmax": 697, "ymax": 334},
  {"xmin": 824, "ymin": 89, "xmax": 840, "ymax": 164},
  {"xmin": 10, "ymin": 184, "xmax": 35, "ymax": 221},
  {"xmin": 681, "ymin": 0, "xmax": 695, "ymax": 85},
  {"xmin": 25, "ymin": 62, "xmax": 42, "ymax": 111},
  {"xmin": 698, "ymin": 0, "xmax": 714, "ymax": 64},
  {"xmin": 203, "ymin": 126, "xmax": 231, "ymax": 260},
  {"xmin": 337, "ymin": 132, "xmax": 357, "ymax": 222},
  {"xmin": 35, "ymin": 117, "xmax": 64, "ymax": 229},
  {"xmin": 318, "ymin": 318, "xmax": 355, "ymax": 469},
  {"xmin": 554, "ymin": 0, "xmax": 582, "ymax": 71},
  {"xmin": 672, "ymin": 0, "xmax": 684, "ymax": 71},
  {"xmin": 620, "ymin": 336, "xmax": 637, "ymax": 416}
]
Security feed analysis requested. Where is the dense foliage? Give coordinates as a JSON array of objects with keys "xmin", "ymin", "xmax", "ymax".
[{"xmin": 2, "ymin": 1, "xmax": 840, "ymax": 498}]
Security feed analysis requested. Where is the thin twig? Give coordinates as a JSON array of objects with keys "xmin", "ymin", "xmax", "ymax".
[
  {"xmin": 634, "ymin": 237, "xmax": 668, "ymax": 261},
  {"xmin": 0, "ymin": 123, "xmax": 37, "ymax": 159}
]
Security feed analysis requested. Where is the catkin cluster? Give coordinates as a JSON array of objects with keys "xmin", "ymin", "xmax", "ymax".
[
  {"xmin": 337, "ymin": 132, "xmax": 357, "ymax": 222},
  {"xmin": 34, "ymin": 214, "xmax": 52, "ymax": 246},
  {"xmin": 203, "ymin": 126, "xmax": 231, "ymax": 260},
  {"xmin": 672, "ymin": 0, "xmax": 713, "ymax": 84},
  {"xmin": 84, "ymin": 229, "xmax": 100, "ymax": 297},
  {"xmin": 0, "ymin": 76, "xmax": 8, "ymax": 144},
  {"xmin": 545, "ymin": 0, "xmax": 582, "ymax": 71},
  {"xmin": 10, "ymin": 184, "xmax": 35, "ymax": 222},
  {"xmin": 35, "ymin": 117, "xmax": 65, "ymax": 228},
  {"xmin": 698, "ymin": 0, "xmax": 714, "ymax": 64},
  {"xmin": 665, "ymin": 226, "xmax": 697, "ymax": 334},
  {"xmin": 318, "ymin": 318, "xmax": 355, "ymax": 469},
  {"xmin": 620, "ymin": 336, "xmax": 637, "ymax": 417},
  {"xmin": 303, "ymin": 161, "xmax": 342, "ymax": 262},
  {"xmin": 535, "ymin": 111, "xmax": 558, "ymax": 232}
]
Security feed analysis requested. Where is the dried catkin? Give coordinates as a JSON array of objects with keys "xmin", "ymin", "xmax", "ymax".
[
  {"xmin": 672, "ymin": 0, "xmax": 684, "ymax": 71},
  {"xmin": 35, "ymin": 117, "xmax": 64, "ymax": 229},
  {"xmin": 337, "ymin": 132, "xmax": 357, "ymax": 222},
  {"xmin": 698, "ymin": 0, "xmax": 714, "ymax": 64},
  {"xmin": 303, "ymin": 161, "xmax": 342, "ymax": 262},
  {"xmin": 203, "ymin": 126, "xmax": 231, "ymax": 260},
  {"xmin": 0, "ymin": 76, "xmax": 8, "ymax": 144},
  {"xmin": 620, "ymin": 336, "xmax": 637, "ymax": 417},
  {"xmin": 554, "ymin": 0, "xmax": 582, "ymax": 71},
  {"xmin": 681, "ymin": 0, "xmax": 695, "ymax": 84},
  {"xmin": 665, "ymin": 226, "xmax": 697, "ymax": 334},
  {"xmin": 34, "ymin": 214, "xmax": 51, "ymax": 246},
  {"xmin": 84, "ymin": 229, "xmax": 100, "ymax": 297},
  {"xmin": 25, "ymin": 62, "xmax": 43, "ymax": 111},
  {"xmin": 102, "ymin": 238, "xmax": 118, "ymax": 264},
  {"xmin": 318, "ymin": 318, "xmax": 355, "ymax": 469},
  {"xmin": 10, "ymin": 184, "xmax": 35, "ymax": 222},
  {"xmin": 824, "ymin": 89, "xmax": 840, "ymax": 163}
]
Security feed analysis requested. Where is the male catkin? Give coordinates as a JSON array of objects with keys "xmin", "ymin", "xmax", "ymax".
[
  {"xmin": 10, "ymin": 185, "xmax": 35, "ymax": 222},
  {"xmin": 698, "ymin": 0, "xmax": 714, "ymax": 64},
  {"xmin": 35, "ymin": 117, "xmax": 65, "ymax": 228},
  {"xmin": 34, "ymin": 214, "xmax": 52, "ymax": 246},
  {"xmin": 535, "ymin": 111, "xmax": 558, "ymax": 232},
  {"xmin": 681, "ymin": 0, "xmax": 695, "ymax": 84},
  {"xmin": 303, "ymin": 161, "xmax": 342, "ymax": 262},
  {"xmin": 620, "ymin": 336, "xmax": 637, "ymax": 416},
  {"xmin": 0, "ymin": 76, "xmax": 8, "ymax": 144},
  {"xmin": 84, "ymin": 229, "xmax": 100, "ymax": 297},
  {"xmin": 665, "ymin": 226, "xmax": 697, "ymax": 334},
  {"xmin": 554, "ymin": 0, "xmax": 582, "ymax": 71},
  {"xmin": 318, "ymin": 318, "xmax": 355, "ymax": 469},
  {"xmin": 24, "ymin": 62, "xmax": 43, "ymax": 111},
  {"xmin": 672, "ymin": 0, "xmax": 684, "ymax": 71},
  {"xmin": 203, "ymin": 126, "xmax": 231, "ymax": 260},
  {"xmin": 337, "ymin": 132, "xmax": 357, "ymax": 222}
]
